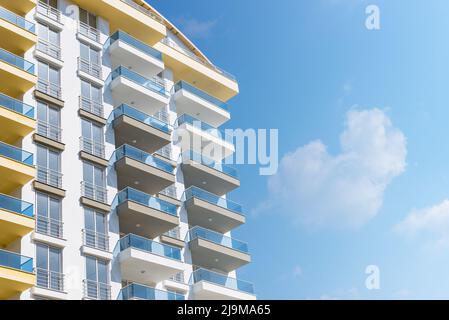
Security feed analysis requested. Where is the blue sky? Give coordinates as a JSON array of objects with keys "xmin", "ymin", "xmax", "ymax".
[{"xmin": 150, "ymin": 0, "xmax": 449, "ymax": 299}]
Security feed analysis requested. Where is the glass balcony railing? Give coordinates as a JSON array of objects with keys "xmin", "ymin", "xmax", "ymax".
[
  {"xmin": 105, "ymin": 30, "xmax": 162, "ymax": 61},
  {"xmin": 0, "ymin": 93, "xmax": 34, "ymax": 118},
  {"xmin": 0, "ymin": 48, "xmax": 35, "ymax": 74},
  {"xmin": 187, "ymin": 226, "xmax": 249, "ymax": 253},
  {"xmin": 106, "ymin": 66, "xmax": 168, "ymax": 97},
  {"xmin": 181, "ymin": 150, "xmax": 238, "ymax": 178},
  {"xmin": 116, "ymin": 187, "xmax": 177, "ymax": 217},
  {"xmin": 110, "ymin": 104, "xmax": 171, "ymax": 134},
  {"xmin": 190, "ymin": 268, "xmax": 254, "ymax": 294},
  {"xmin": 0, "ymin": 141, "xmax": 33, "ymax": 165},
  {"xmin": 0, "ymin": 6, "xmax": 35, "ymax": 33},
  {"xmin": 113, "ymin": 144, "xmax": 174, "ymax": 174},
  {"xmin": 174, "ymin": 81, "xmax": 228, "ymax": 111},
  {"xmin": 120, "ymin": 283, "xmax": 184, "ymax": 300},
  {"xmin": 184, "ymin": 186, "xmax": 243, "ymax": 215},
  {"xmin": 0, "ymin": 193, "xmax": 33, "ymax": 218},
  {"xmin": 175, "ymin": 114, "xmax": 232, "ymax": 142},
  {"xmin": 119, "ymin": 234, "xmax": 181, "ymax": 260},
  {"xmin": 0, "ymin": 249, "xmax": 33, "ymax": 273}
]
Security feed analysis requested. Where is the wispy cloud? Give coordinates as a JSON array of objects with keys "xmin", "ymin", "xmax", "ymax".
[
  {"xmin": 255, "ymin": 108, "xmax": 407, "ymax": 229},
  {"xmin": 395, "ymin": 199, "xmax": 449, "ymax": 251},
  {"xmin": 175, "ymin": 16, "xmax": 218, "ymax": 39}
]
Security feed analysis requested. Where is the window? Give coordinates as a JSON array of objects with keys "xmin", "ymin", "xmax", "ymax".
[
  {"xmin": 84, "ymin": 208, "xmax": 108, "ymax": 251},
  {"xmin": 36, "ymin": 243, "xmax": 63, "ymax": 292},
  {"xmin": 37, "ymin": 23, "xmax": 60, "ymax": 59},
  {"xmin": 80, "ymin": 80, "xmax": 103, "ymax": 116},
  {"xmin": 37, "ymin": 100, "xmax": 61, "ymax": 141},
  {"xmin": 79, "ymin": 43, "xmax": 101, "ymax": 78},
  {"xmin": 38, "ymin": 61, "xmax": 61, "ymax": 98},
  {"xmin": 82, "ymin": 162, "xmax": 106, "ymax": 202},
  {"xmin": 85, "ymin": 256, "xmax": 109, "ymax": 299},
  {"xmin": 36, "ymin": 192, "xmax": 62, "ymax": 238},
  {"xmin": 41, "ymin": 0, "xmax": 58, "ymax": 9},
  {"xmin": 79, "ymin": 8, "xmax": 97, "ymax": 29},
  {"xmin": 36, "ymin": 144, "xmax": 62, "ymax": 188},
  {"xmin": 81, "ymin": 119, "xmax": 104, "ymax": 158}
]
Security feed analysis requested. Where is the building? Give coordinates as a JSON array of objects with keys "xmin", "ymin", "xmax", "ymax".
[{"xmin": 0, "ymin": 0, "xmax": 255, "ymax": 300}]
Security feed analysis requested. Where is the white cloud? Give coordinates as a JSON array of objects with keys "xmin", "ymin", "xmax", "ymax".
[
  {"xmin": 395, "ymin": 199, "xmax": 449, "ymax": 249},
  {"xmin": 175, "ymin": 17, "xmax": 217, "ymax": 39},
  {"xmin": 265, "ymin": 108, "xmax": 406, "ymax": 229}
]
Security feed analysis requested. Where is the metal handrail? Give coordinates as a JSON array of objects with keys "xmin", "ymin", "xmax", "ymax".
[
  {"xmin": 37, "ymin": 166, "xmax": 62, "ymax": 188},
  {"xmin": 83, "ymin": 279, "xmax": 111, "ymax": 300},
  {"xmin": 120, "ymin": 0, "xmax": 164, "ymax": 23},
  {"xmin": 154, "ymin": 145, "xmax": 172, "ymax": 160},
  {"xmin": 169, "ymin": 271, "xmax": 185, "ymax": 283},
  {"xmin": 37, "ymin": 120, "xmax": 62, "ymax": 142},
  {"xmin": 78, "ymin": 57, "xmax": 102, "ymax": 80},
  {"xmin": 36, "ymin": 267, "xmax": 64, "ymax": 292},
  {"xmin": 163, "ymin": 226, "xmax": 181, "ymax": 240},
  {"xmin": 190, "ymin": 268, "xmax": 255, "ymax": 294},
  {"xmin": 79, "ymin": 136, "xmax": 105, "ymax": 159},
  {"xmin": 82, "ymin": 229, "xmax": 109, "ymax": 252},
  {"xmin": 36, "ymin": 215, "xmax": 63, "ymax": 239},
  {"xmin": 159, "ymin": 184, "xmax": 177, "ymax": 199},
  {"xmin": 36, "ymin": 38, "xmax": 61, "ymax": 60},
  {"xmin": 78, "ymin": 21, "xmax": 100, "ymax": 43},
  {"xmin": 81, "ymin": 181, "xmax": 108, "ymax": 204},
  {"xmin": 37, "ymin": 78, "xmax": 62, "ymax": 99},
  {"xmin": 79, "ymin": 96, "xmax": 104, "ymax": 118},
  {"xmin": 36, "ymin": 1, "xmax": 62, "ymax": 23}
]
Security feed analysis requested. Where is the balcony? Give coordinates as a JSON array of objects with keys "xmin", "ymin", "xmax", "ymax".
[
  {"xmin": 181, "ymin": 150, "xmax": 239, "ymax": 196},
  {"xmin": 160, "ymin": 227, "xmax": 184, "ymax": 248},
  {"xmin": 0, "ymin": 93, "xmax": 35, "ymax": 144},
  {"xmin": 80, "ymin": 181, "xmax": 110, "ymax": 213},
  {"xmin": 190, "ymin": 268, "xmax": 256, "ymax": 300},
  {"xmin": 83, "ymin": 279, "xmax": 111, "ymax": 300},
  {"xmin": 174, "ymin": 81, "xmax": 230, "ymax": 127},
  {"xmin": 184, "ymin": 186, "xmax": 245, "ymax": 234},
  {"xmin": 70, "ymin": 0, "xmax": 165, "ymax": 45},
  {"xmin": 32, "ymin": 267, "xmax": 66, "ymax": 300},
  {"xmin": 34, "ymin": 1, "xmax": 63, "ymax": 30},
  {"xmin": 155, "ymin": 37, "xmax": 238, "ymax": 102},
  {"xmin": 77, "ymin": 57, "xmax": 103, "ymax": 87},
  {"xmin": 81, "ymin": 229, "xmax": 112, "ymax": 261},
  {"xmin": 77, "ymin": 21, "xmax": 101, "ymax": 49},
  {"xmin": 187, "ymin": 226, "xmax": 251, "ymax": 272},
  {"xmin": 0, "ymin": 48, "xmax": 36, "ymax": 98},
  {"xmin": 113, "ymin": 144, "xmax": 175, "ymax": 195},
  {"xmin": 120, "ymin": 283, "xmax": 184, "ymax": 300},
  {"xmin": 0, "ymin": 249, "xmax": 35, "ymax": 299},
  {"xmin": 36, "ymin": 78, "xmax": 61, "ymax": 101},
  {"xmin": 79, "ymin": 96, "xmax": 104, "ymax": 120},
  {"xmin": 118, "ymin": 234, "xmax": 185, "ymax": 285},
  {"xmin": 35, "ymin": 215, "xmax": 63, "ymax": 239},
  {"xmin": 107, "ymin": 66, "xmax": 169, "ymax": 115},
  {"xmin": 175, "ymin": 114, "xmax": 234, "ymax": 161},
  {"xmin": 36, "ymin": 120, "xmax": 63, "ymax": 151},
  {"xmin": 0, "ymin": 142, "xmax": 35, "ymax": 194},
  {"xmin": 0, "ymin": 6, "xmax": 36, "ymax": 55},
  {"xmin": 0, "ymin": 0, "xmax": 36, "ymax": 15},
  {"xmin": 115, "ymin": 187, "xmax": 179, "ymax": 238},
  {"xmin": 105, "ymin": 30, "xmax": 164, "ymax": 78},
  {"xmin": 35, "ymin": 39, "xmax": 63, "ymax": 68},
  {"xmin": 0, "ymin": 194, "xmax": 34, "ymax": 247},
  {"xmin": 111, "ymin": 104, "xmax": 171, "ymax": 154},
  {"xmin": 79, "ymin": 137, "xmax": 107, "ymax": 167}
]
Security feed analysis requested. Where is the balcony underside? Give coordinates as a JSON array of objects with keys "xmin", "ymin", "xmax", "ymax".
[
  {"xmin": 110, "ymin": 76, "xmax": 169, "ymax": 115},
  {"xmin": 0, "ymin": 61, "xmax": 37, "ymax": 98},
  {"xmin": 185, "ymin": 197, "xmax": 245, "ymax": 234},
  {"xmin": 70, "ymin": 0, "xmax": 166, "ymax": 45},
  {"xmin": 109, "ymin": 40, "xmax": 164, "ymax": 78},
  {"xmin": 0, "ymin": 106, "xmax": 35, "ymax": 144},
  {"xmin": 189, "ymin": 237, "xmax": 251, "ymax": 273},
  {"xmin": 0, "ymin": 156, "xmax": 35, "ymax": 194},
  {"xmin": 117, "ymin": 200, "xmax": 179, "ymax": 238},
  {"xmin": 119, "ymin": 247, "xmax": 185, "ymax": 286},
  {"xmin": 182, "ymin": 160, "xmax": 239, "ymax": 196},
  {"xmin": 174, "ymin": 89, "xmax": 230, "ymax": 127},
  {"xmin": 0, "ymin": 209, "xmax": 34, "ymax": 247},
  {"xmin": 0, "ymin": 0, "xmax": 36, "ymax": 15},
  {"xmin": 0, "ymin": 266, "xmax": 35, "ymax": 299},
  {"xmin": 0, "ymin": 19, "xmax": 36, "ymax": 55},
  {"xmin": 191, "ymin": 281, "xmax": 256, "ymax": 300},
  {"xmin": 154, "ymin": 42, "xmax": 238, "ymax": 102},
  {"xmin": 113, "ymin": 115, "xmax": 171, "ymax": 154},
  {"xmin": 115, "ymin": 157, "xmax": 175, "ymax": 195}
]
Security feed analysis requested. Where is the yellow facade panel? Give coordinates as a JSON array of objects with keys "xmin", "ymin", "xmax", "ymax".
[
  {"xmin": 0, "ymin": 266, "xmax": 35, "ymax": 299},
  {"xmin": 0, "ymin": 107, "xmax": 35, "ymax": 144},
  {"xmin": 0, "ymin": 156, "xmax": 35, "ymax": 194},
  {"xmin": 0, "ymin": 0, "xmax": 37, "ymax": 15},
  {"xmin": 0, "ymin": 60, "xmax": 37, "ymax": 98},
  {"xmin": 0, "ymin": 209, "xmax": 34, "ymax": 247},
  {"xmin": 0, "ymin": 18, "xmax": 37, "ymax": 55}
]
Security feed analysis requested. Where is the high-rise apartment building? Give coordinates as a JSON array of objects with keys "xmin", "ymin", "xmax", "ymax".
[{"xmin": 0, "ymin": 0, "xmax": 255, "ymax": 300}]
